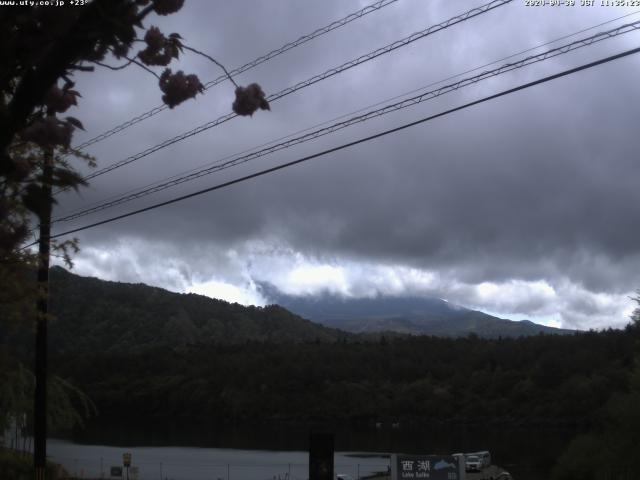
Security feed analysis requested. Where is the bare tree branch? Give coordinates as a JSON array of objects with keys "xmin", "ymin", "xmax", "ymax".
[
  {"xmin": 94, "ymin": 58, "xmax": 135, "ymax": 71},
  {"xmin": 182, "ymin": 44, "xmax": 238, "ymax": 88},
  {"xmin": 136, "ymin": 4, "xmax": 155, "ymax": 23},
  {"xmin": 117, "ymin": 52, "xmax": 160, "ymax": 80}
]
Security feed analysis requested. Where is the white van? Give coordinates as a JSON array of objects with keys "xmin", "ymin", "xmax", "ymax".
[
  {"xmin": 465, "ymin": 455, "xmax": 483, "ymax": 472},
  {"xmin": 465, "ymin": 450, "xmax": 491, "ymax": 470}
]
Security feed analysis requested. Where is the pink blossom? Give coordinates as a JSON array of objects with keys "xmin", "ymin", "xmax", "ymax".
[
  {"xmin": 21, "ymin": 117, "xmax": 74, "ymax": 149},
  {"xmin": 232, "ymin": 83, "xmax": 270, "ymax": 117},
  {"xmin": 152, "ymin": 0, "xmax": 185, "ymax": 16},
  {"xmin": 159, "ymin": 69, "xmax": 204, "ymax": 108}
]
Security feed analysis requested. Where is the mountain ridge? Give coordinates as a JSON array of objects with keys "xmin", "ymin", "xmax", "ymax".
[
  {"xmin": 20, "ymin": 267, "xmax": 575, "ymax": 356},
  {"xmin": 258, "ymin": 282, "xmax": 573, "ymax": 338}
]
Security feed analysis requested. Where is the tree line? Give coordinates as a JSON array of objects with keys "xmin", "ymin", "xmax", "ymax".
[{"xmin": 51, "ymin": 328, "xmax": 636, "ymax": 427}]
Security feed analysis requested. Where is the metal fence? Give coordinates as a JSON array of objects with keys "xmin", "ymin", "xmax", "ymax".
[{"xmin": 51, "ymin": 457, "xmax": 391, "ymax": 480}]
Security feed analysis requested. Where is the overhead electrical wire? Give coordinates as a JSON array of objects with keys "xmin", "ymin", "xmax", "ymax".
[
  {"xmin": 51, "ymin": 20, "xmax": 640, "ymax": 224},
  {"xmin": 69, "ymin": 0, "xmax": 401, "ymax": 153},
  {"xmin": 58, "ymin": 0, "xmax": 513, "ymax": 189},
  {"xmin": 58, "ymin": 10, "xmax": 640, "ymax": 219},
  {"xmin": 24, "ymin": 45, "xmax": 639, "ymax": 248}
]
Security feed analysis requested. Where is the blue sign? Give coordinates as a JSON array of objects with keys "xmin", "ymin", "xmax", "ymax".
[{"xmin": 391, "ymin": 455, "xmax": 463, "ymax": 480}]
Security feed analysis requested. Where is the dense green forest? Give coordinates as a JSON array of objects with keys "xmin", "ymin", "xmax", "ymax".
[{"xmin": 52, "ymin": 329, "xmax": 635, "ymax": 427}]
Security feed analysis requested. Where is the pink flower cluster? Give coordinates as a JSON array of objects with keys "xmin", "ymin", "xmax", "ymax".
[
  {"xmin": 152, "ymin": 0, "xmax": 185, "ymax": 16},
  {"xmin": 20, "ymin": 116, "xmax": 73, "ymax": 149},
  {"xmin": 18, "ymin": 84, "xmax": 84, "ymax": 149},
  {"xmin": 232, "ymin": 83, "xmax": 270, "ymax": 117},
  {"xmin": 159, "ymin": 69, "xmax": 204, "ymax": 108},
  {"xmin": 138, "ymin": 27, "xmax": 181, "ymax": 66},
  {"xmin": 44, "ymin": 85, "xmax": 79, "ymax": 113}
]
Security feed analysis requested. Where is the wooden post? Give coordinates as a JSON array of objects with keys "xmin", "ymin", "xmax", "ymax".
[{"xmin": 309, "ymin": 432, "xmax": 334, "ymax": 480}]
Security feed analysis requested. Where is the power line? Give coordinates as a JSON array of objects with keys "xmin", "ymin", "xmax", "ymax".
[
  {"xmin": 52, "ymin": 20, "xmax": 640, "ymax": 224},
  {"xmin": 69, "ymin": 0, "xmax": 401, "ymax": 153},
  {"xmin": 30, "ymin": 45, "xmax": 640, "ymax": 246},
  {"xmin": 58, "ymin": 10, "xmax": 640, "ymax": 219},
  {"xmin": 59, "ymin": 0, "xmax": 512, "ymax": 189}
]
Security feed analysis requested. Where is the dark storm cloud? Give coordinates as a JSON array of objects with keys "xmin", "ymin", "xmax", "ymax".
[
  {"xmin": 223, "ymin": 78, "xmax": 640, "ymax": 293},
  {"xmin": 52, "ymin": 1, "xmax": 640, "ymax": 327}
]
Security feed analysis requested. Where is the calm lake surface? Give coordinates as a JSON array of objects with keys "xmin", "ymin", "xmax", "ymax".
[{"xmin": 48, "ymin": 422, "xmax": 578, "ymax": 480}]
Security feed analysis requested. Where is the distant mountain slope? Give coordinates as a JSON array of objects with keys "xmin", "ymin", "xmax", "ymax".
[
  {"xmin": 260, "ymin": 284, "xmax": 573, "ymax": 337},
  {"xmin": 47, "ymin": 267, "xmax": 348, "ymax": 354}
]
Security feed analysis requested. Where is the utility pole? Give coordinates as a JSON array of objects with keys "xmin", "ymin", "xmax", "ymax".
[{"xmin": 34, "ymin": 112, "xmax": 54, "ymax": 480}]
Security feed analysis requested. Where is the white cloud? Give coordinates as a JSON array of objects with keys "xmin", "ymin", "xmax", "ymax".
[
  {"xmin": 59, "ymin": 236, "xmax": 635, "ymax": 330},
  {"xmin": 473, "ymin": 280, "xmax": 558, "ymax": 316},
  {"xmin": 280, "ymin": 264, "xmax": 349, "ymax": 296},
  {"xmin": 187, "ymin": 279, "xmax": 267, "ymax": 306}
]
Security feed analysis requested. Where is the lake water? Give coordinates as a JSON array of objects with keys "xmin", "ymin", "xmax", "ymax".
[
  {"xmin": 48, "ymin": 439, "xmax": 390, "ymax": 480},
  {"xmin": 43, "ymin": 422, "xmax": 576, "ymax": 480}
]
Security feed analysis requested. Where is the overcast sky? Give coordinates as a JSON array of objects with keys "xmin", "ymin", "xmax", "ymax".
[{"xmin": 50, "ymin": 0, "xmax": 640, "ymax": 330}]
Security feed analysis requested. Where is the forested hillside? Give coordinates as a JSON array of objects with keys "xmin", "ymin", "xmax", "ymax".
[
  {"xmin": 45, "ymin": 267, "xmax": 349, "ymax": 353},
  {"xmin": 53, "ymin": 329, "xmax": 635, "ymax": 427},
  {"xmin": 41, "ymin": 267, "xmax": 572, "ymax": 355}
]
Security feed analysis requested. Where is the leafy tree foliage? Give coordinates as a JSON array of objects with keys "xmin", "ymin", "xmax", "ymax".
[
  {"xmin": 0, "ymin": 0, "xmax": 269, "ymax": 257},
  {"xmin": 0, "ymin": 356, "xmax": 94, "ymax": 436},
  {"xmin": 551, "ymin": 295, "xmax": 640, "ymax": 480}
]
